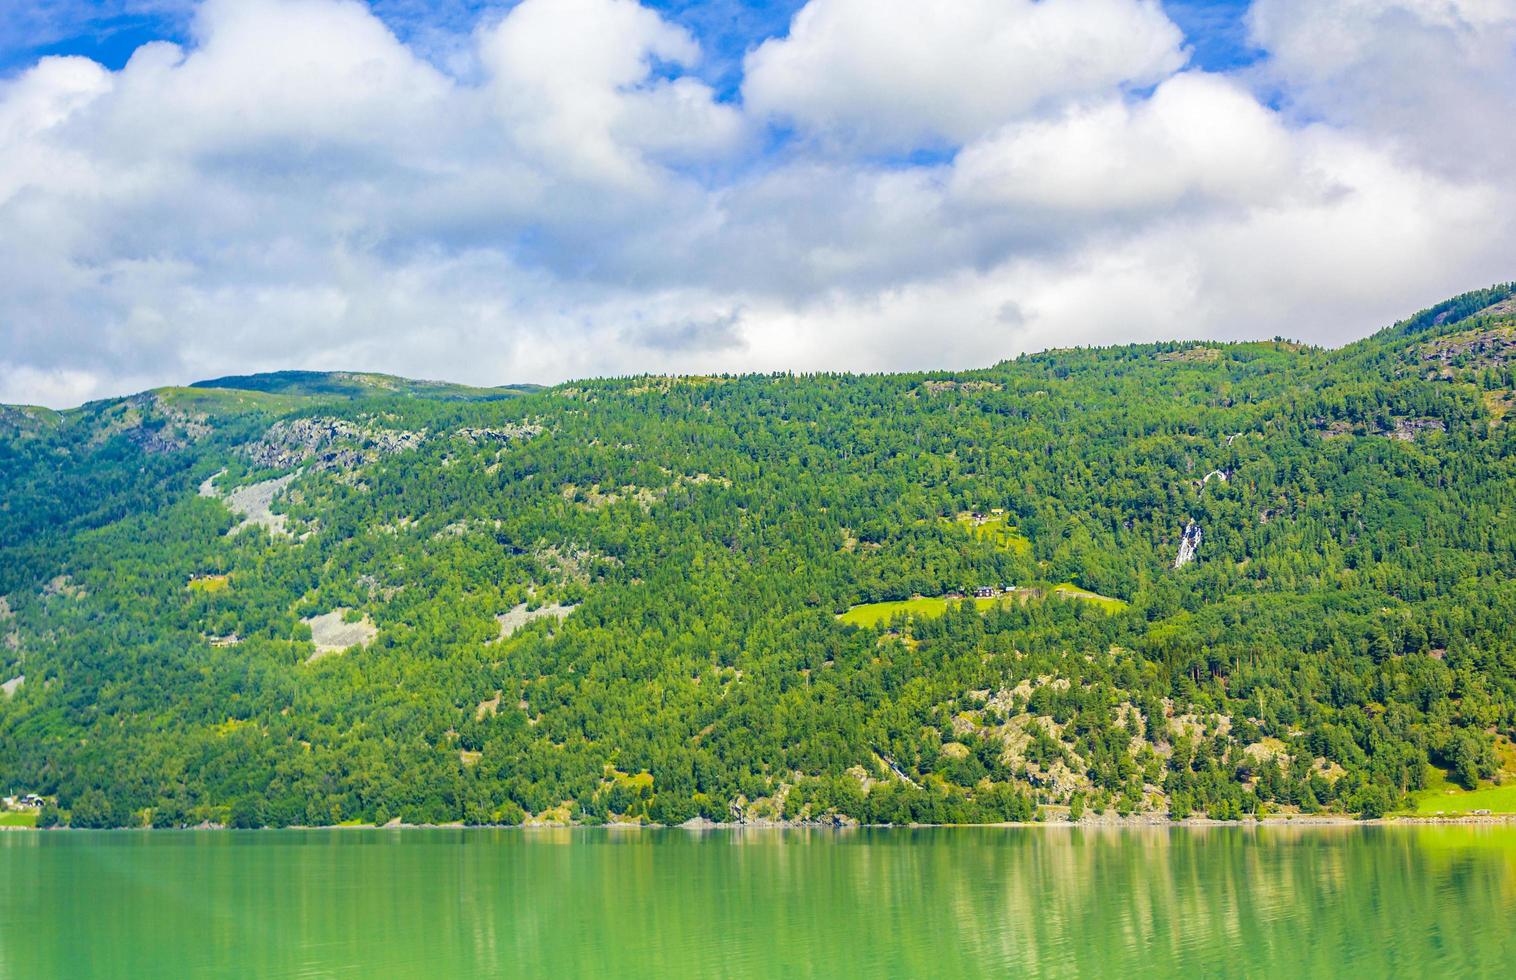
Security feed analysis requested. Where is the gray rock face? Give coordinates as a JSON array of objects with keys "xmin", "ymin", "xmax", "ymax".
[
  {"xmin": 303, "ymin": 609, "xmax": 378, "ymax": 662},
  {"xmin": 200, "ymin": 470, "xmax": 299, "ymax": 537},
  {"xmin": 119, "ymin": 393, "xmax": 213, "ymax": 454},
  {"xmin": 456, "ymin": 424, "xmax": 542, "ymax": 444},
  {"xmin": 247, "ymin": 417, "xmax": 424, "ymax": 471},
  {"xmin": 490, "ymin": 602, "xmax": 577, "ymax": 642},
  {"xmin": 1390, "ymin": 418, "xmax": 1446, "ymax": 441},
  {"xmin": 1174, "ymin": 521, "xmax": 1203, "ymax": 568}
]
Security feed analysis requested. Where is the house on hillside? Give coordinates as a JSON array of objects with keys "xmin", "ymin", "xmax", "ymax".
[{"xmin": 973, "ymin": 586, "xmax": 996, "ymax": 598}]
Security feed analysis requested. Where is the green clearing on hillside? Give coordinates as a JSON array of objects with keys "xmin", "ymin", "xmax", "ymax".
[
  {"xmin": 153, "ymin": 386, "xmax": 326, "ymax": 417},
  {"xmin": 1050, "ymin": 584, "xmax": 1129, "ymax": 613},
  {"xmin": 0, "ymin": 811, "xmax": 38, "ymax": 828},
  {"xmin": 951, "ymin": 514, "xmax": 1032, "ymax": 555},
  {"xmin": 187, "ymin": 575, "xmax": 230, "ymax": 594},
  {"xmin": 1409, "ymin": 780, "xmax": 1516, "ymax": 815},
  {"xmin": 1406, "ymin": 744, "xmax": 1516, "ymax": 814},
  {"xmin": 838, "ymin": 585, "xmax": 1125, "ymax": 628},
  {"xmin": 838, "ymin": 596, "xmax": 1008, "ymax": 628}
]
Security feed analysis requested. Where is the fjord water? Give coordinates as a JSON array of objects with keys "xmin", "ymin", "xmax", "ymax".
[{"xmin": 3, "ymin": 827, "xmax": 1513, "ymax": 978}]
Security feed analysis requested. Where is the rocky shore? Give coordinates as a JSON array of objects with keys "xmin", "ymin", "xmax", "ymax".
[{"xmin": 12, "ymin": 811, "xmax": 1516, "ymax": 831}]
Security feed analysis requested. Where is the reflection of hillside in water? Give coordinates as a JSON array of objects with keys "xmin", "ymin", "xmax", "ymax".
[{"xmin": 4, "ymin": 827, "xmax": 1515, "ymax": 977}]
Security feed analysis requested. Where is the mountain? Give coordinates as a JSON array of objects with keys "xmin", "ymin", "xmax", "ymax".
[
  {"xmin": 189, "ymin": 369, "xmax": 542, "ymax": 402},
  {"xmin": 2, "ymin": 286, "xmax": 1515, "ymax": 828}
]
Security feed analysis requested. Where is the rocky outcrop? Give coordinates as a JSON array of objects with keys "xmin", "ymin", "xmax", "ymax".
[
  {"xmin": 490, "ymin": 602, "xmax": 577, "ymax": 642},
  {"xmin": 92, "ymin": 394, "xmax": 214, "ymax": 454},
  {"xmin": 1390, "ymin": 418, "xmax": 1446, "ymax": 441},
  {"xmin": 456, "ymin": 423, "xmax": 542, "ymax": 444},
  {"xmin": 302, "ymin": 609, "xmax": 378, "ymax": 662},
  {"xmin": 1313, "ymin": 415, "xmax": 1447, "ymax": 441},
  {"xmin": 200, "ymin": 470, "xmax": 299, "ymax": 537},
  {"xmin": 1419, "ymin": 324, "xmax": 1514, "ymax": 374},
  {"xmin": 1157, "ymin": 347, "xmax": 1221, "ymax": 363},
  {"xmin": 42, "ymin": 575, "xmax": 85, "ymax": 600},
  {"xmin": 919, "ymin": 379, "xmax": 1002, "ymax": 396},
  {"xmin": 247, "ymin": 417, "xmax": 424, "ymax": 472}
]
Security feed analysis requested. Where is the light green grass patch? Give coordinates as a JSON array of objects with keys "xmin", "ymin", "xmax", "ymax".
[
  {"xmin": 188, "ymin": 574, "xmax": 230, "ymax": 594},
  {"xmin": 1407, "ymin": 758, "xmax": 1516, "ymax": 814},
  {"xmin": 154, "ymin": 386, "xmax": 320, "ymax": 417},
  {"xmin": 1409, "ymin": 781, "xmax": 1516, "ymax": 815},
  {"xmin": 1051, "ymin": 584, "xmax": 1128, "ymax": 613},
  {"xmin": 837, "ymin": 595, "xmax": 1009, "ymax": 628},
  {"xmin": 951, "ymin": 514, "xmax": 1032, "ymax": 555},
  {"xmin": 840, "ymin": 584, "xmax": 1127, "ymax": 628},
  {"xmin": 0, "ymin": 811, "xmax": 38, "ymax": 828}
]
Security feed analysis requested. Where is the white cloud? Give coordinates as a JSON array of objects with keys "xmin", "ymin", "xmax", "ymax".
[
  {"xmin": 950, "ymin": 73, "xmax": 1297, "ymax": 216},
  {"xmin": 479, "ymin": 0, "xmax": 746, "ymax": 183},
  {"xmin": 0, "ymin": 0, "xmax": 1514, "ymax": 407},
  {"xmin": 1249, "ymin": 0, "xmax": 1516, "ymax": 175},
  {"xmin": 710, "ymin": 129, "xmax": 1508, "ymax": 375},
  {"xmin": 0, "ymin": 363, "xmax": 109, "ymax": 408},
  {"xmin": 742, "ymin": 0, "xmax": 1185, "ymax": 152}
]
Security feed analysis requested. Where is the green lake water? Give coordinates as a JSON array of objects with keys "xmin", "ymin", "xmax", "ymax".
[{"xmin": 2, "ymin": 826, "xmax": 1513, "ymax": 977}]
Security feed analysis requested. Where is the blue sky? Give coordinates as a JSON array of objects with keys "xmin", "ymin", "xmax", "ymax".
[
  {"xmin": 2, "ymin": 1, "xmax": 1258, "ymax": 82},
  {"xmin": 0, "ymin": 0, "xmax": 1512, "ymax": 406}
]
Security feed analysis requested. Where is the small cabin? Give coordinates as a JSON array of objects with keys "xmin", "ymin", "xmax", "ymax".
[{"xmin": 973, "ymin": 586, "xmax": 996, "ymax": 598}]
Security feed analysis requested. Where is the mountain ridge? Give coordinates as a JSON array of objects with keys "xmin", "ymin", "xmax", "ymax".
[
  {"xmin": 8, "ymin": 279, "xmax": 1513, "ymax": 416},
  {"xmin": 3, "ymin": 283, "xmax": 1515, "ymax": 829}
]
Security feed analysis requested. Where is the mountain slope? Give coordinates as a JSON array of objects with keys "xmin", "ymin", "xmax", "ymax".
[
  {"xmin": 2, "ymin": 287, "xmax": 1515, "ymax": 828},
  {"xmin": 189, "ymin": 370, "xmax": 541, "ymax": 401}
]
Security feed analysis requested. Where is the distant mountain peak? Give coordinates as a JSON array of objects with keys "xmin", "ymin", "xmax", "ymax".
[{"xmin": 188, "ymin": 370, "xmax": 539, "ymax": 402}]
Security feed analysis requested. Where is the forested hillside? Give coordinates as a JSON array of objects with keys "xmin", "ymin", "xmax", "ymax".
[{"xmin": 3, "ymin": 285, "xmax": 1516, "ymax": 828}]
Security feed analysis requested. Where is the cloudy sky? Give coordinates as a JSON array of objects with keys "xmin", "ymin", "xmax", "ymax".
[{"xmin": 2, "ymin": 0, "xmax": 1514, "ymax": 406}]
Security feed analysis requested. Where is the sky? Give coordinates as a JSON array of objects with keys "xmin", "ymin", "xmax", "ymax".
[{"xmin": 1, "ymin": 0, "xmax": 1513, "ymax": 407}]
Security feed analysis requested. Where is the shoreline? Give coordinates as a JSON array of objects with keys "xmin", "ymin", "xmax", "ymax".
[{"xmin": 7, "ymin": 812, "xmax": 1515, "ymax": 832}]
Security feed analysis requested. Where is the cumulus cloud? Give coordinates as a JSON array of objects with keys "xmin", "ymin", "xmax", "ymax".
[
  {"xmin": 1249, "ymin": 0, "xmax": 1516, "ymax": 175},
  {"xmin": 743, "ymin": 0, "xmax": 1185, "ymax": 152},
  {"xmin": 0, "ymin": 0, "xmax": 1514, "ymax": 406},
  {"xmin": 479, "ymin": 0, "xmax": 747, "ymax": 182},
  {"xmin": 949, "ymin": 73, "xmax": 1297, "ymax": 216}
]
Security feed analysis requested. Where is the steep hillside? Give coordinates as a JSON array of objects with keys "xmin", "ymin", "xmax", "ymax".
[{"xmin": 3, "ymin": 287, "xmax": 1515, "ymax": 828}]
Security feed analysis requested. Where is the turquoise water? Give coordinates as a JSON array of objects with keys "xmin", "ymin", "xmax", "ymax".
[{"xmin": 2, "ymin": 826, "xmax": 1513, "ymax": 977}]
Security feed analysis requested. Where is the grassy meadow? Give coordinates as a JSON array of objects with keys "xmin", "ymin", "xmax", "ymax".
[
  {"xmin": 838, "ymin": 584, "xmax": 1126, "ymax": 628},
  {"xmin": 952, "ymin": 513, "xmax": 1034, "ymax": 556}
]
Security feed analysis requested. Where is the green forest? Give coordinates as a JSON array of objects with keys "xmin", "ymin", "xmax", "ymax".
[{"xmin": 3, "ymin": 286, "xmax": 1516, "ymax": 828}]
